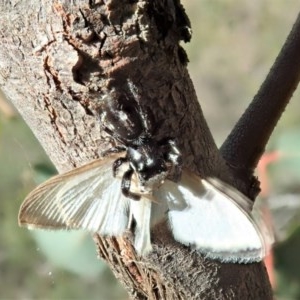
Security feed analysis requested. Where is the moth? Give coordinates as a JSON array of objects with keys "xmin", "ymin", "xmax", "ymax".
[
  {"xmin": 18, "ymin": 155, "xmax": 272, "ymax": 263},
  {"xmin": 19, "ymin": 84, "xmax": 273, "ymax": 263}
]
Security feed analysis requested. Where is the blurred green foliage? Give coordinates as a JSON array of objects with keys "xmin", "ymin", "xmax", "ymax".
[
  {"xmin": 276, "ymin": 228, "xmax": 300, "ymax": 299},
  {"xmin": 1, "ymin": 1, "xmax": 300, "ymax": 299},
  {"xmin": 184, "ymin": 0, "xmax": 300, "ymax": 144},
  {"xmin": 270, "ymin": 128, "xmax": 300, "ymax": 192}
]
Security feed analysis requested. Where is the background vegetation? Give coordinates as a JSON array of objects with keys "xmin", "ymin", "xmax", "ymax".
[{"xmin": 1, "ymin": 1, "xmax": 300, "ymax": 298}]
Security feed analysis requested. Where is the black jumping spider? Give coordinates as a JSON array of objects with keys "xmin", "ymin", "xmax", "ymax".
[{"xmin": 97, "ymin": 85, "xmax": 182, "ymax": 200}]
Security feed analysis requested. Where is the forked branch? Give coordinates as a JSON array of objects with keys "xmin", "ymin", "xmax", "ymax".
[{"xmin": 0, "ymin": 1, "xmax": 275, "ymax": 299}]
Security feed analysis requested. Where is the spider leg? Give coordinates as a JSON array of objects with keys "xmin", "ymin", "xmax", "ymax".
[
  {"xmin": 102, "ymin": 125, "xmax": 114, "ymax": 137},
  {"xmin": 112, "ymin": 157, "xmax": 128, "ymax": 177},
  {"xmin": 101, "ymin": 145, "xmax": 127, "ymax": 157},
  {"xmin": 121, "ymin": 168, "xmax": 141, "ymax": 201}
]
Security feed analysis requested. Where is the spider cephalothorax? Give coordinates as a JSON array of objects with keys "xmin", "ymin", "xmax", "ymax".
[{"xmin": 97, "ymin": 86, "xmax": 182, "ymax": 200}]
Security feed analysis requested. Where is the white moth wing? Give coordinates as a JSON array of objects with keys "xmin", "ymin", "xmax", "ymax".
[
  {"xmin": 155, "ymin": 171, "xmax": 272, "ymax": 263},
  {"xmin": 204, "ymin": 178, "xmax": 274, "ymax": 252},
  {"xmin": 130, "ymin": 195, "xmax": 153, "ymax": 255},
  {"xmin": 19, "ymin": 154, "xmax": 130, "ymax": 237}
]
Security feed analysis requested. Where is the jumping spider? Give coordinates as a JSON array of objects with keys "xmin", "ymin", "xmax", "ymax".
[{"xmin": 97, "ymin": 87, "xmax": 182, "ymax": 200}]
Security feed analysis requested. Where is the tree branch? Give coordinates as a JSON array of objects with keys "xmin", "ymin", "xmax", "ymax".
[
  {"xmin": 221, "ymin": 13, "xmax": 300, "ymax": 180},
  {"xmin": 0, "ymin": 1, "xmax": 272, "ymax": 299}
]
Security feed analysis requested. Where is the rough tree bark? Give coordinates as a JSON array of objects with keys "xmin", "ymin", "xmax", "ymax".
[{"xmin": 1, "ymin": 1, "xmax": 299, "ymax": 299}]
